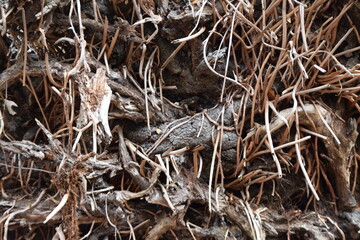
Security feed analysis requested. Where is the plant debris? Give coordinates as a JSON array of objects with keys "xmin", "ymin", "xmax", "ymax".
[{"xmin": 0, "ymin": 0, "xmax": 360, "ymax": 239}]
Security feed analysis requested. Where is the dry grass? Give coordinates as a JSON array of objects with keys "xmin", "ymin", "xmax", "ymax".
[{"xmin": 0, "ymin": 0, "xmax": 359, "ymax": 239}]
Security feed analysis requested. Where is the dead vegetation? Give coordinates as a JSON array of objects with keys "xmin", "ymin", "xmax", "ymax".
[{"xmin": 0, "ymin": 0, "xmax": 360, "ymax": 239}]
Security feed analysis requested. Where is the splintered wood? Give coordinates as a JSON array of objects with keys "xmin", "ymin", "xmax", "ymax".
[{"xmin": 76, "ymin": 68, "xmax": 112, "ymax": 152}]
